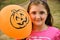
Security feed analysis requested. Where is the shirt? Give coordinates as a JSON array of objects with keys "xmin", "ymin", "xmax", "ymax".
[{"xmin": 27, "ymin": 26, "xmax": 60, "ymax": 40}]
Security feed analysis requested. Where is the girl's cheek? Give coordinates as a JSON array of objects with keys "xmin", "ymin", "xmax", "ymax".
[
  {"xmin": 29, "ymin": 15, "xmax": 34, "ymax": 21},
  {"xmin": 41, "ymin": 15, "xmax": 47, "ymax": 21}
]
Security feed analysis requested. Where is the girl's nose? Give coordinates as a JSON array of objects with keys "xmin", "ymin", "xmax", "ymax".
[{"xmin": 36, "ymin": 13, "xmax": 40, "ymax": 19}]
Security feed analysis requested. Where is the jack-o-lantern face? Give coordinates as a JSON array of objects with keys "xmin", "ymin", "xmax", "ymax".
[{"xmin": 10, "ymin": 9, "xmax": 29, "ymax": 29}]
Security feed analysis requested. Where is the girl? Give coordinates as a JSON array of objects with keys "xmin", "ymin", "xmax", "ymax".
[
  {"xmin": 17, "ymin": 0, "xmax": 60, "ymax": 40},
  {"xmin": 26, "ymin": 0, "xmax": 60, "ymax": 40}
]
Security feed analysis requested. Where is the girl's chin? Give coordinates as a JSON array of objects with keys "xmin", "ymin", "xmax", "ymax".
[{"xmin": 34, "ymin": 23, "xmax": 42, "ymax": 26}]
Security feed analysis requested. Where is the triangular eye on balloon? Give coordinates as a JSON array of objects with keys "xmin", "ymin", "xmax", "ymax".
[
  {"xmin": 20, "ymin": 13, "xmax": 24, "ymax": 16},
  {"xmin": 11, "ymin": 9, "xmax": 20, "ymax": 13}
]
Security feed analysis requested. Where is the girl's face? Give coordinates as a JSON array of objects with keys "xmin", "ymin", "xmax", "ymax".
[{"xmin": 29, "ymin": 4, "xmax": 48, "ymax": 26}]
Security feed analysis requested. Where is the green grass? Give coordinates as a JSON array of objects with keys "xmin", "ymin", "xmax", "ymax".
[{"xmin": 0, "ymin": 0, "xmax": 28, "ymax": 10}]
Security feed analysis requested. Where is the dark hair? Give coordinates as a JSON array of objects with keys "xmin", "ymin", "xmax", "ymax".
[{"xmin": 27, "ymin": 0, "xmax": 53, "ymax": 26}]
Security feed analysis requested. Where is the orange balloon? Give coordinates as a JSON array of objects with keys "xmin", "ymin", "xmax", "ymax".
[{"xmin": 0, "ymin": 5, "xmax": 32, "ymax": 39}]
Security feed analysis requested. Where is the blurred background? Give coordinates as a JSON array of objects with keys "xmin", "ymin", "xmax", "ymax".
[{"xmin": 0, "ymin": 0, "xmax": 60, "ymax": 40}]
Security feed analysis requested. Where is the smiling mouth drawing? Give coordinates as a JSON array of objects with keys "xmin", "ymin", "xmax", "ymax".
[{"xmin": 10, "ymin": 9, "xmax": 29, "ymax": 29}]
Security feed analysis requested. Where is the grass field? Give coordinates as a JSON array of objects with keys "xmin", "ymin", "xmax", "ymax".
[
  {"xmin": 0, "ymin": 0, "xmax": 60, "ymax": 40},
  {"xmin": 0, "ymin": 0, "xmax": 28, "ymax": 10}
]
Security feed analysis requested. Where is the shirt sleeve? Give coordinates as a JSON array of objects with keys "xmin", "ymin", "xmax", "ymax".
[{"xmin": 54, "ymin": 30, "xmax": 60, "ymax": 40}]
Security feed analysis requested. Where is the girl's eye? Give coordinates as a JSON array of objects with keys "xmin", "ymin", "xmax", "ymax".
[
  {"xmin": 39, "ymin": 11, "xmax": 45, "ymax": 15},
  {"xmin": 32, "ymin": 11, "xmax": 36, "ymax": 15}
]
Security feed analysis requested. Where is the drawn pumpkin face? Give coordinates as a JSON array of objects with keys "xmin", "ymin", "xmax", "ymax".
[{"xmin": 10, "ymin": 9, "xmax": 29, "ymax": 29}]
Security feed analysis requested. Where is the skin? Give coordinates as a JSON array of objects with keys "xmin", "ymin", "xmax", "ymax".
[{"xmin": 29, "ymin": 4, "xmax": 48, "ymax": 31}]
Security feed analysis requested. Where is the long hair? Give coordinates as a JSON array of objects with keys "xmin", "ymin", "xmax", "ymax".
[{"xmin": 27, "ymin": 0, "xmax": 53, "ymax": 26}]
